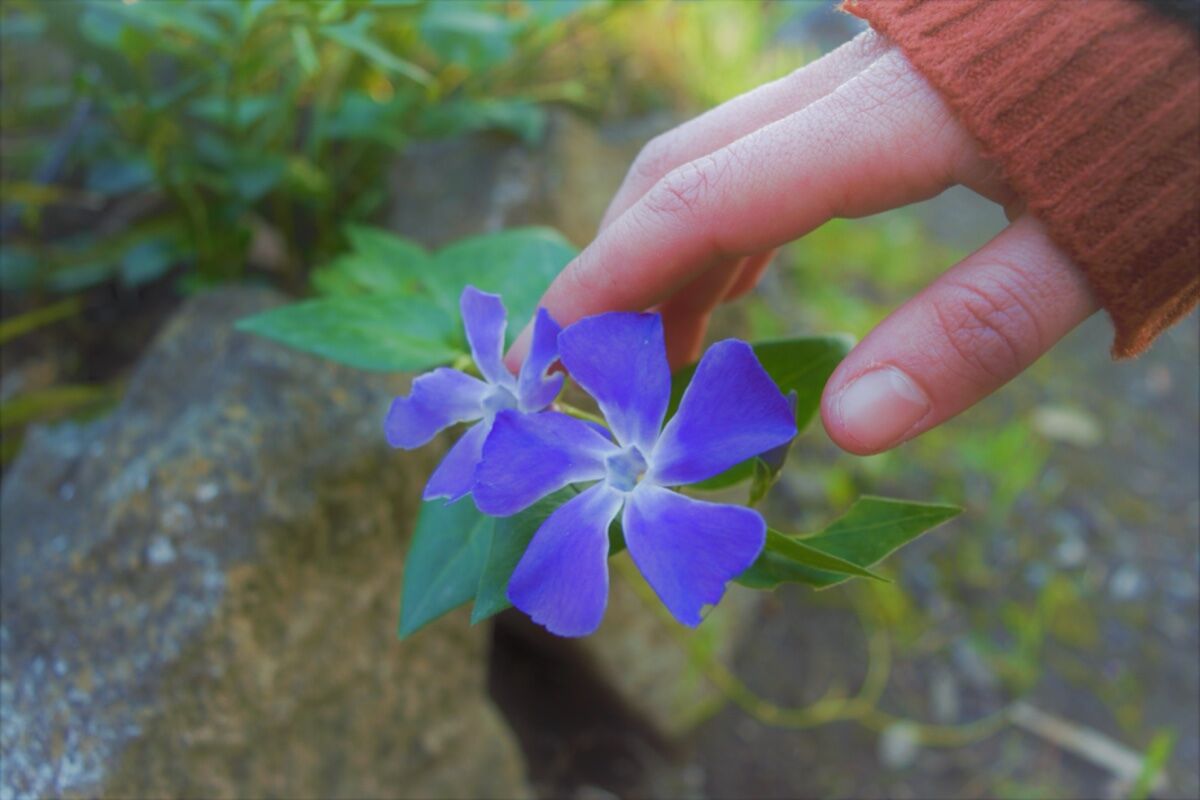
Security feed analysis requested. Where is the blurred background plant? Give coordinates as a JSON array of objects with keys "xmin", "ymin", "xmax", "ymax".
[
  {"xmin": 0, "ymin": 0, "xmax": 823, "ymax": 296},
  {"xmin": 1, "ymin": 2, "xmax": 1195, "ymax": 798},
  {"xmin": 0, "ymin": 0, "xmax": 604, "ymax": 293}
]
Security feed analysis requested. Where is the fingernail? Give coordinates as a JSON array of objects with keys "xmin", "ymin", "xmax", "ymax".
[{"xmin": 835, "ymin": 367, "xmax": 930, "ymax": 451}]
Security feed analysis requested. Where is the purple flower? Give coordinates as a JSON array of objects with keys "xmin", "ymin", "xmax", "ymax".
[
  {"xmin": 758, "ymin": 390, "xmax": 799, "ymax": 472},
  {"xmin": 384, "ymin": 286, "xmax": 563, "ymax": 502},
  {"xmin": 474, "ymin": 313, "xmax": 797, "ymax": 636}
]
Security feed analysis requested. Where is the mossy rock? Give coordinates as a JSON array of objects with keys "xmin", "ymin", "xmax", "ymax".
[{"xmin": 0, "ymin": 288, "xmax": 529, "ymax": 799}]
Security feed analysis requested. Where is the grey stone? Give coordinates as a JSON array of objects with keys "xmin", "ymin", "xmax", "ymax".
[
  {"xmin": 0, "ymin": 288, "xmax": 529, "ymax": 800},
  {"xmin": 878, "ymin": 723, "xmax": 921, "ymax": 770},
  {"xmin": 390, "ymin": 110, "xmax": 676, "ymax": 249}
]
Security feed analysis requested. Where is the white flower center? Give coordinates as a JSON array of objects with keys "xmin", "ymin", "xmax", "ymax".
[
  {"xmin": 605, "ymin": 445, "xmax": 648, "ymax": 493},
  {"xmin": 482, "ymin": 385, "xmax": 518, "ymax": 418}
]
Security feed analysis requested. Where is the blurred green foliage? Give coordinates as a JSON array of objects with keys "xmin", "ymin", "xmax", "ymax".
[
  {"xmin": 0, "ymin": 0, "xmax": 826, "ymax": 295},
  {"xmin": 595, "ymin": 0, "xmax": 816, "ymax": 110},
  {"xmin": 0, "ymin": 0, "xmax": 601, "ymax": 290}
]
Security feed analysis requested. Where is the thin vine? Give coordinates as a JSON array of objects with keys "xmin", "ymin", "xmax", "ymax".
[{"xmin": 612, "ymin": 557, "xmax": 1014, "ymax": 747}]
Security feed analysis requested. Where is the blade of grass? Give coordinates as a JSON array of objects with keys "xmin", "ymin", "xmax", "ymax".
[
  {"xmin": 0, "ymin": 383, "xmax": 121, "ymax": 430},
  {"xmin": 0, "ymin": 297, "xmax": 84, "ymax": 345}
]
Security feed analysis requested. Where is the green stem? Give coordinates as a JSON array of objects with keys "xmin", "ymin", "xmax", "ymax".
[
  {"xmin": 0, "ymin": 297, "xmax": 83, "ymax": 345},
  {"xmin": 555, "ymin": 402, "xmax": 607, "ymax": 427},
  {"xmin": 611, "ymin": 558, "xmax": 1015, "ymax": 747}
]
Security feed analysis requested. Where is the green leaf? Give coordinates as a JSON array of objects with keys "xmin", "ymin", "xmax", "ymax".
[
  {"xmin": 318, "ymin": 0, "xmax": 347, "ymax": 24},
  {"xmin": 1, "ymin": 11, "xmax": 46, "ymax": 40},
  {"xmin": 46, "ymin": 262, "xmax": 117, "ymax": 293},
  {"xmin": 523, "ymin": 0, "xmax": 599, "ymax": 25},
  {"xmin": 763, "ymin": 529, "xmax": 887, "ymax": 584},
  {"xmin": 310, "ymin": 255, "xmax": 396, "ymax": 296},
  {"xmin": 318, "ymin": 91, "xmax": 410, "ymax": 147},
  {"xmin": 312, "ymin": 228, "xmax": 433, "ymax": 297},
  {"xmin": 0, "ymin": 247, "xmax": 37, "ymax": 290},
  {"xmin": 737, "ymin": 496, "xmax": 961, "ymax": 590},
  {"xmin": 290, "ymin": 24, "xmax": 320, "ymax": 76},
  {"xmin": 1131, "ymin": 729, "xmax": 1175, "ymax": 800},
  {"xmin": 118, "ymin": 2, "xmax": 227, "ymax": 46},
  {"xmin": 238, "ymin": 0, "xmax": 274, "ymax": 34},
  {"xmin": 418, "ymin": 5, "xmax": 514, "ymax": 70},
  {"xmin": 321, "ymin": 14, "xmax": 432, "ymax": 85},
  {"xmin": 235, "ymin": 296, "xmax": 463, "ymax": 372},
  {"xmin": 344, "ymin": 225, "xmax": 421, "ymax": 261},
  {"xmin": 189, "ymin": 95, "xmax": 285, "ymax": 131},
  {"xmin": 228, "ymin": 156, "xmax": 287, "ymax": 203},
  {"xmin": 470, "ymin": 487, "xmax": 577, "ymax": 624},
  {"xmin": 0, "ymin": 383, "xmax": 121, "ymax": 430},
  {"xmin": 310, "ymin": 263, "xmax": 367, "ymax": 297},
  {"xmin": 0, "ymin": 298, "xmax": 83, "ymax": 346},
  {"xmin": 253, "ymin": 228, "xmax": 571, "ymax": 368},
  {"xmin": 427, "ymin": 227, "xmax": 577, "ymax": 340},
  {"xmin": 87, "ymin": 157, "xmax": 156, "ymax": 195},
  {"xmin": 673, "ymin": 335, "xmax": 853, "ymax": 490},
  {"xmin": 399, "ymin": 498, "xmax": 494, "ymax": 638},
  {"xmin": 417, "ymin": 98, "xmax": 547, "ymax": 145},
  {"xmin": 747, "ymin": 458, "xmax": 776, "ymax": 506},
  {"xmin": 755, "ymin": 334, "xmax": 854, "ymax": 427},
  {"xmin": 79, "ymin": 6, "xmax": 128, "ymax": 52},
  {"xmin": 120, "ymin": 237, "xmax": 178, "ymax": 288}
]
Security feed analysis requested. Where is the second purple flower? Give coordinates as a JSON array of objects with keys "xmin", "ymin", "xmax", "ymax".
[{"xmin": 384, "ymin": 286, "xmax": 563, "ymax": 502}]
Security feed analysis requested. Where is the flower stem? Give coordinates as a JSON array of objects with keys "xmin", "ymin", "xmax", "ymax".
[
  {"xmin": 451, "ymin": 353, "xmax": 477, "ymax": 374},
  {"xmin": 555, "ymin": 401, "xmax": 607, "ymax": 427}
]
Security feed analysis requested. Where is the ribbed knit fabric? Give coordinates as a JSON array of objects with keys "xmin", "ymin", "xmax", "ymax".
[{"xmin": 843, "ymin": 0, "xmax": 1199, "ymax": 357}]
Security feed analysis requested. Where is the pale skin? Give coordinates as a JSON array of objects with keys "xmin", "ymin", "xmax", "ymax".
[{"xmin": 506, "ymin": 31, "xmax": 1099, "ymax": 455}]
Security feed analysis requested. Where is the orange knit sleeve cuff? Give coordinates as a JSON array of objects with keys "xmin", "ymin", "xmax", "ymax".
[{"xmin": 843, "ymin": 0, "xmax": 1199, "ymax": 357}]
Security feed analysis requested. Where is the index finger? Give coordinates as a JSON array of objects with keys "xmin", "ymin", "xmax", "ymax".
[
  {"xmin": 598, "ymin": 30, "xmax": 889, "ymax": 231},
  {"xmin": 508, "ymin": 49, "xmax": 976, "ymax": 366}
]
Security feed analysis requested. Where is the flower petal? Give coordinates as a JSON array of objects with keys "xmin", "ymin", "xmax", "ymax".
[
  {"xmin": 507, "ymin": 483, "xmax": 624, "ymax": 637},
  {"xmin": 473, "ymin": 410, "xmax": 613, "ymax": 516},
  {"xmin": 558, "ymin": 313, "xmax": 670, "ymax": 452},
  {"xmin": 650, "ymin": 340, "xmax": 796, "ymax": 485},
  {"xmin": 758, "ymin": 390, "xmax": 799, "ymax": 472},
  {"xmin": 384, "ymin": 368, "xmax": 489, "ymax": 449},
  {"xmin": 423, "ymin": 419, "xmax": 490, "ymax": 502},
  {"xmin": 517, "ymin": 308, "xmax": 564, "ymax": 412},
  {"xmin": 460, "ymin": 286, "xmax": 511, "ymax": 387},
  {"xmin": 623, "ymin": 486, "xmax": 765, "ymax": 627}
]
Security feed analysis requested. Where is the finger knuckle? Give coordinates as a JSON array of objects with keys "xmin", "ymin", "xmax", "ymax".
[
  {"xmin": 835, "ymin": 50, "xmax": 957, "ymax": 147},
  {"xmin": 842, "ymin": 51, "xmax": 920, "ymax": 114},
  {"xmin": 797, "ymin": 29, "xmax": 887, "ymax": 88},
  {"xmin": 642, "ymin": 153, "xmax": 727, "ymax": 222},
  {"xmin": 932, "ymin": 271, "xmax": 1045, "ymax": 382}
]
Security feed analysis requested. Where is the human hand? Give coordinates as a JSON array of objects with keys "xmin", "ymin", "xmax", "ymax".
[{"xmin": 506, "ymin": 30, "xmax": 1097, "ymax": 455}]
